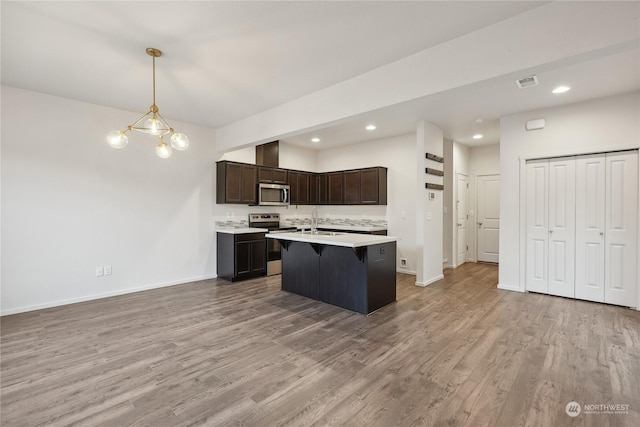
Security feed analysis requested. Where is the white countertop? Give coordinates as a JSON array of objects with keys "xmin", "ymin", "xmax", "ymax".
[
  {"xmin": 266, "ymin": 231, "xmax": 397, "ymax": 248},
  {"xmin": 216, "ymin": 227, "xmax": 268, "ymax": 234},
  {"xmin": 292, "ymin": 224, "xmax": 388, "ymax": 232}
]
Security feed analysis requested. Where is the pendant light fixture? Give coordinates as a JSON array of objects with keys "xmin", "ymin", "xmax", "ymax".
[{"xmin": 106, "ymin": 48, "xmax": 189, "ymax": 158}]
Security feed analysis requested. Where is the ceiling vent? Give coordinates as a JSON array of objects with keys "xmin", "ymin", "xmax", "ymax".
[{"xmin": 515, "ymin": 75, "xmax": 539, "ymax": 89}]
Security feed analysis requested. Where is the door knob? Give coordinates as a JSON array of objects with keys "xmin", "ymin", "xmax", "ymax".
[
  {"xmin": 600, "ymin": 232, "xmax": 604, "ymax": 236},
  {"xmin": 549, "ymin": 230, "xmax": 553, "ymax": 234},
  {"xmin": 478, "ymin": 222, "xmax": 483, "ymax": 227}
]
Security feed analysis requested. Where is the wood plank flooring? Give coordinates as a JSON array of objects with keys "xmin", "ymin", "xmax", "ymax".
[{"xmin": 2, "ymin": 263, "xmax": 640, "ymax": 426}]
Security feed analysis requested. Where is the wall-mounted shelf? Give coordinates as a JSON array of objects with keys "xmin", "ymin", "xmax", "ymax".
[
  {"xmin": 425, "ymin": 153, "xmax": 444, "ymax": 163},
  {"xmin": 425, "ymin": 183, "xmax": 444, "ymax": 190},
  {"xmin": 425, "ymin": 168, "xmax": 444, "ymax": 176}
]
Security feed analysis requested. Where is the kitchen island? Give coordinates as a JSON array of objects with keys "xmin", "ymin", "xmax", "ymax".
[{"xmin": 266, "ymin": 231, "xmax": 398, "ymax": 314}]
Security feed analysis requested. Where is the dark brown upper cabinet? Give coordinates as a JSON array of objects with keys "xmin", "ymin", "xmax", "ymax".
[
  {"xmin": 310, "ymin": 173, "xmax": 328, "ymax": 205},
  {"xmin": 258, "ymin": 166, "xmax": 288, "ymax": 184},
  {"xmin": 255, "ymin": 141, "xmax": 279, "ymax": 167},
  {"xmin": 328, "ymin": 172, "xmax": 344, "ymax": 204},
  {"xmin": 216, "ymin": 161, "xmax": 386, "ymax": 205},
  {"xmin": 343, "ymin": 167, "xmax": 387, "ymax": 205},
  {"xmin": 216, "ymin": 161, "xmax": 257, "ymax": 204},
  {"xmin": 343, "ymin": 170, "xmax": 361, "ymax": 204},
  {"xmin": 361, "ymin": 167, "xmax": 387, "ymax": 204},
  {"xmin": 288, "ymin": 171, "xmax": 311, "ymax": 205}
]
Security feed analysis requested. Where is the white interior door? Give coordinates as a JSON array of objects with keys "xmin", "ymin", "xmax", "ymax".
[
  {"xmin": 575, "ymin": 155, "xmax": 606, "ymax": 302},
  {"xmin": 477, "ymin": 175, "xmax": 500, "ymax": 263},
  {"xmin": 547, "ymin": 158, "xmax": 576, "ymax": 298},
  {"xmin": 604, "ymin": 151, "xmax": 638, "ymax": 306},
  {"xmin": 526, "ymin": 160, "xmax": 549, "ymax": 293},
  {"xmin": 456, "ymin": 174, "xmax": 468, "ymax": 266}
]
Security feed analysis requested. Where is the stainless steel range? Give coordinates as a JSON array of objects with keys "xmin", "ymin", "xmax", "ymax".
[{"xmin": 248, "ymin": 213, "xmax": 296, "ymax": 276}]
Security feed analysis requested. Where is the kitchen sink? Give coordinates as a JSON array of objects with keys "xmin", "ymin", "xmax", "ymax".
[{"xmin": 297, "ymin": 230, "xmax": 346, "ymax": 236}]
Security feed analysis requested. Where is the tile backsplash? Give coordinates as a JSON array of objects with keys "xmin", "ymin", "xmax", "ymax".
[
  {"xmin": 283, "ymin": 217, "xmax": 387, "ymax": 227},
  {"xmin": 215, "ymin": 220, "xmax": 248, "ymax": 229}
]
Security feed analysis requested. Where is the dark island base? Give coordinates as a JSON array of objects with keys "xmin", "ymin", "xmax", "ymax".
[{"xmin": 280, "ymin": 240, "xmax": 397, "ymax": 314}]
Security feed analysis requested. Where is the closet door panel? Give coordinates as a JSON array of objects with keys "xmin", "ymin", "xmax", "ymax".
[
  {"xmin": 604, "ymin": 152, "xmax": 638, "ymax": 306},
  {"xmin": 547, "ymin": 158, "xmax": 576, "ymax": 298},
  {"xmin": 526, "ymin": 160, "xmax": 549, "ymax": 293},
  {"xmin": 575, "ymin": 155, "xmax": 606, "ymax": 302}
]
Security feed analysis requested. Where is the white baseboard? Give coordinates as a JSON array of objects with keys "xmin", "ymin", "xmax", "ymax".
[
  {"xmin": 497, "ymin": 283, "xmax": 525, "ymax": 293},
  {"xmin": 1, "ymin": 274, "xmax": 219, "ymax": 316},
  {"xmin": 415, "ymin": 274, "xmax": 444, "ymax": 287},
  {"xmin": 397, "ymin": 268, "xmax": 417, "ymax": 275}
]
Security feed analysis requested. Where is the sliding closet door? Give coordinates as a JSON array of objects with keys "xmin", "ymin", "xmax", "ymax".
[
  {"xmin": 547, "ymin": 158, "xmax": 576, "ymax": 298},
  {"xmin": 526, "ymin": 160, "xmax": 549, "ymax": 293},
  {"xmin": 575, "ymin": 155, "xmax": 606, "ymax": 302},
  {"xmin": 604, "ymin": 151, "xmax": 638, "ymax": 306}
]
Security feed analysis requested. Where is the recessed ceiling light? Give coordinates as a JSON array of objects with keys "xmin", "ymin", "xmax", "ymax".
[
  {"xmin": 366, "ymin": 124, "xmax": 377, "ymax": 131},
  {"xmin": 475, "ymin": 118, "xmax": 484, "ymax": 124},
  {"xmin": 552, "ymin": 85, "xmax": 571, "ymax": 94},
  {"xmin": 311, "ymin": 137, "xmax": 320, "ymax": 143},
  {"xmin": 472, "ymin": 134, "xmax": 483, "ymax": 140}
]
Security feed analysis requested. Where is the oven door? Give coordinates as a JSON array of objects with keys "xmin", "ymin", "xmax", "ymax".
[
  {"xmin": 266, "ymin": 237, "xmax": 282, "ymax": 276},
  {"xmin": 265, "ymin": 228, "xmax": 296, "ymax": 276}
]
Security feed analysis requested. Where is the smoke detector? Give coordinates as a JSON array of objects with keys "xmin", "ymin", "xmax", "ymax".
[{"xmin": 515, "ymin": 75, "xmax": 539, "ymax": 89}]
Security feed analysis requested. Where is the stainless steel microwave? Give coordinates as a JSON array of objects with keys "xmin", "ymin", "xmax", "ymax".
[{"xmin": 258, "ymin": 183, "xmax": 290, "ymax": 206}]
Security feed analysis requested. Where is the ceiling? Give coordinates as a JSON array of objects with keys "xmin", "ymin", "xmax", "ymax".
[{"xmin": 2, "ymin": 1, "xmax": 639, "ymax": 150}]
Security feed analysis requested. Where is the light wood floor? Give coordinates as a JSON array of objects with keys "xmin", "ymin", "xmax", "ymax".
[{"xmin": 2, "ymin": 263, "xmax": 639, "ymax": 426}]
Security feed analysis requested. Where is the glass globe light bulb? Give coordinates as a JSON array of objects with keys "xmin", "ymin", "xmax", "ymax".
[
  {"xmin": 107, "ymin": 130, "xmax": 128, "ymax": 149},
  {"xmin": 144, "ymin": 117, "xmax": 165, "ymax": 136},
  {"xmin": 155, "ymin": 141, "xmax": 173, "ymax": 159},
  {"xmin": 170, "ymin": 133, "xmax": 189, "ymax": 151}
]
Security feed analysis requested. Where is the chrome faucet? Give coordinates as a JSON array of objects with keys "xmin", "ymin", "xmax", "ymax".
[{"xmin": 311, "ymin": 207, "xmax": 318, "ymax": 233}]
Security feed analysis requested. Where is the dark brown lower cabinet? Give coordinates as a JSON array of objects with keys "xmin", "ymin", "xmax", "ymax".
[{"xmin": 217, "ymin": 232, "xmax": 266, "ymax": 282}]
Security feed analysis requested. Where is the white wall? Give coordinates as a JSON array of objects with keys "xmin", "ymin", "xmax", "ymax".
[
  {"xmin": 279, "ymin": 143, "xmax": 317, "ymax": 172},
  {"xmin": 467, "ymin": 144, "xmax": 500, "ymax": 262},
  {"xmin": 499, "ymin": 91, "xmax": 640, "ymax": 302},
  {"xmin": 1, "ymin": 86, "xmax": 217, "ymax": 315},
  {"xmin": 442, "ymin": 139, "xmax": 453, "ymax": 268},
  {"xmin": 219, "ymin": 141, "xmax": 317, "ymax": 172},
  {"xmin": 416, "ymin": 122, "xmax": 444, "ymax": 286},
  {"xmin": 220, "ymin": 146, "xmax": 255, "ymax": 163},
  {"xmin": 316, "ymin": 134, "xmax": 417, "ymax": 274}
]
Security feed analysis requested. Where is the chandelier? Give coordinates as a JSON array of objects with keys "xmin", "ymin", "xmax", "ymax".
[{"xmin": 106, "ymin": 48, "xmax": 189, "ymax": 158}]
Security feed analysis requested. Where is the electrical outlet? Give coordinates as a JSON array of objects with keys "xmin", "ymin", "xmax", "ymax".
[
  {"xmin": 401, "ymin": 258, "xmax": 407, "ymax": 267},
  {"xmin": 104, "ymin": 265, "xmax": 112, "ymax": 276},
  {"xmin": 96, "ymin": 267, "xmax": 104, "ymax": 277}
]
